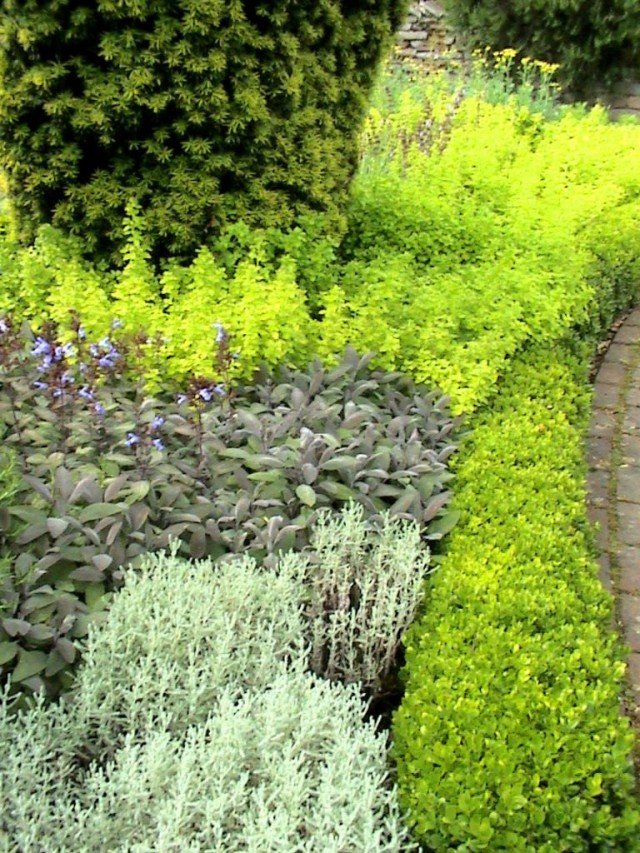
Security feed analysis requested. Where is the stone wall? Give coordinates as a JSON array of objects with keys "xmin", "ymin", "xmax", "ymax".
[
  {"xmin": 397, "ymin": 1, "xmax": 640, "ymax": 122},
  {"xmin": 594, "ymin": 76, "xmax": 640, "ymax": 122},
  {"xmin": 395, "ymin": 1, "xmax": 467, "ymax": 69}
]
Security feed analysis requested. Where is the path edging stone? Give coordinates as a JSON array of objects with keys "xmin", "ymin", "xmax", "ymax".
[{"xmin": 588, "ymin": 306, "xmax": 640, "ymax": 733}]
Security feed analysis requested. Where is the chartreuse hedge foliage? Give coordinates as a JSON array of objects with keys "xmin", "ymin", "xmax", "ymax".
[
  {"xmin": 0, "ymin": 0, "xmax": 408, "ymax": 261},
  {"xmin": 393, "ymin": 346, "xmax": 640, "ymax": 849}
]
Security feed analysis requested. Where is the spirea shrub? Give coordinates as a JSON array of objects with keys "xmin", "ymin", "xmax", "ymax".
[
  {"xmin": 303, "ymin": 503, "xmax": 430, "ymax": 695},
  {"xmin": 0, "ymin": 550, "xmax": 413, "ymax": 851},
  {"xmin": 0, "ymin": 0, "xmax": 408, "ymax": 261},
  {"xmin": 442, "ymin": 0, "xmax": 640, "ymax": 92},
  {"xmin": 0, "ymin": 323, "xmax": 456, "ymax": 696}
]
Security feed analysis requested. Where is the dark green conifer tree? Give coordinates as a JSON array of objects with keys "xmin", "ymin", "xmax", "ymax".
[
  {"xmin": 443, "ymin": 0, "xmax": 640, "ymax": 93},
  {"xmin": 0, "ymin": 0, "xmax": 408, "ymax": 261}
]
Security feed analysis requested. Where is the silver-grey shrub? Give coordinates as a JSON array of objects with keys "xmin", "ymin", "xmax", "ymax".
[
  {"xmin": 0, "ymin": 549, "xmax": 413, "ymax": 852},
  {"xmin": 0, "ymin": 692, "xmax": 79, "ymax": 849},
  {"xmin": 304, "ymin": 504, "xmax": 430, "ymax": 694},
  {"xmin": 72, "ymin": 546, "xmax": 307, "ymax": 755},
  {"xmin": 73, "ymin": 671, "xmax": 410, "ymax": 852}
]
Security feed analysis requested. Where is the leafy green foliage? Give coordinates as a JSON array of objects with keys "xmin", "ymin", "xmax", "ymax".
[
  {"xmin": 368, "ymin": 62, "xmax": 640, "ymax": 850},
  {"xmin": 343, "ymin": 80, "xmax": 640, "ymax": 411},
  {"xmin": 2, "ymin": 66, "xmax": 640, "ymax": 414},
  {"xmin": 0, "ymin": 324, "xmax": 456, "ymax": 696},
  {"xmin": 442, "ymin": 0, "xmax": 640, "ymax": 92},
  {"xmin": 392, "ymin": 347, "xmax": 640, "ymax": 849},
  {"xmin": 0, "ymin": 549, "xmax": 412, "ymax": 850},
  {"xmin": 1, "ymin": 60, "xmax": 640, "ymax": 847},
  {"xmin": 0, "ymin": 0, "xmax": 408, "ymax": 261}
]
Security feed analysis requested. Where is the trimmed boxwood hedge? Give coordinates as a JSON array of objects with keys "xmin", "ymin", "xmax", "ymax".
[{"xmin": 392, "ymin": 344, "xmax": 640, "ymax": 849}]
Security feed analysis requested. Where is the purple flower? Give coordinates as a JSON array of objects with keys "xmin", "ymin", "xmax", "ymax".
[
  {"xmin": 32, "ymin": 338, "xmax": 51, "ymax": 358},
  {"xmin": 52, "ymin": 388, "xmax": 63, "ymax": 399},
  {"xmin": 78, "ymin": 386, "xmax": 94, "ymax": 401},
  {"xmin": 111, "ymin": 319, "xmax": 123, "ymax": 330},
  {"xmin": 0, "ymin": 318, "xmax": 8, "ymax": 334},
  {"xmin": 33, "ymin": 380, "xmax": 48, "ymax": 391},
  {"xmin": 151, "ymin": 415, "xmax": 165, "ymax": 431},
  {"xmin": 78, "ymin": 362, "xmax": 88, "ymax": 374},
  {"xmin": 60, "ymin": 343, "xmax": 75, "ymax": 358},
  {"xmin": 94, "ymin": 403, "xmax": 106, "ymax": 417},
  {"xmin": 98, "ymin": 354, "xmax": 118, "ymax": 369},
  {"xmin": 77, "ymin": 326, "xmax": 87, "ymax": 341},
  {"xmin": 176, "ymin": 394, "xmax": 188, "ymax": 406},
  {"xmin": 213, "ymin": 322, "xmax": 226, "ymax": 344},
  {"xmin": 94, "ymin": 339, "xmax": 120, "ymax": 370},
  {"xmin": 197, "ymin": 383, "xmax": 225, "ymax": 403},
  {"xmin": 125, "ymin": 432, "xmax": 140, "ymax": 447},
  {"xmin": 60, "ymin": 371, "xmax": 75, "ymax": 386},
  {"xmin": 152, "ymin": 438, "xmax": 165, "ymax": 452}
]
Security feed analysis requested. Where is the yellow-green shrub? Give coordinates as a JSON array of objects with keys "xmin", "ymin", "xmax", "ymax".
[
  {"xmin": 0, "ymin": 76, "xmax": 638, "ymax": 410},
  {"xmin": 352, "ymin": 69, "xmax": 640, "ymax": 848},
  {"xmin": 337, "ymin": 93, "xmax": 640, "ymax": 410},
  {"xmin": 392, "ymin": 347, "xmax": 640, "ymax": 849},
  {"xmin": 0, "ymin": 216, "xmax": 315, "ymax": 389},
  {"xmin": 2, "ymin": 73, "xmax": 639, "ymax": 412}
]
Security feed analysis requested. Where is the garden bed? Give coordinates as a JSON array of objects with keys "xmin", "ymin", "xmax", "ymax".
[{"xmin": 1, "ymin": 57, "xmax": 640, "ymax": 849}]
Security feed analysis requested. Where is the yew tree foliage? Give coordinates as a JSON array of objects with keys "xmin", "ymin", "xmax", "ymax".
[
  {"xmin": 0, "ymin": 0, "xmax": 408, "ymax": 261},
  {"xmin": 443, "ymin": 0, "xmax": 640, "ymax": 92}
]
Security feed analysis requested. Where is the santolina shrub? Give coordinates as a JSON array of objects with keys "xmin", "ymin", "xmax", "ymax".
[
  {"xmin": 298, "ymin": 503, "xmax": 430, "ymax": 696},
  {"xmin": 0, "ymin": 550, "xmax": 413, "ymax": 851}
]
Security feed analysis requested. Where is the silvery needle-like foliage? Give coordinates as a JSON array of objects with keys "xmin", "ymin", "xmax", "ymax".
[
  {"xmin": 72, "ymin": 546, "xmax": 307, "ymax": 755},
  {"xmin": 74, "ymin": 671, "xmax": 411, "ymax": 852},
  {"xmin": 305, "ymin": 504, "xmax": 430, "ymax": 694},
  {"xmin": 0, "ymin": 548, "xmax": 413, "ymax": 851}
]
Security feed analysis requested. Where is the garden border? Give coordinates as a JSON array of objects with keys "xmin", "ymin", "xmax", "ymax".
[{"xmin": 588, "ymin": 305, "xmax": 640, "ymax": 781}]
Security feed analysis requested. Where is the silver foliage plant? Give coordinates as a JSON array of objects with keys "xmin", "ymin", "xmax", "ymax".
[
  {"xmin": 304, "ymin": 504, "xmax": 430, "ymax": 694},
  {"xmin": 0, "ymin": 547, "xmax": 414, "ymax": 852},
  {"xmin": 73, "ymin": 547, "xmax": 307, "ymax": 755}
]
